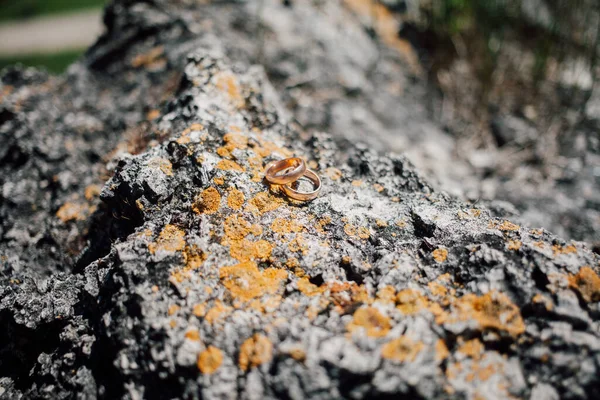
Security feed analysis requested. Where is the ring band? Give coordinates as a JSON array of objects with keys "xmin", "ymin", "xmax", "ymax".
[
  {"xmin": 281, "ymin": 169, "xmax": 321, "ymax": 201},
  {"xmin": 264, "ymin": 157, "xmax": 307, "ymax": 185}
]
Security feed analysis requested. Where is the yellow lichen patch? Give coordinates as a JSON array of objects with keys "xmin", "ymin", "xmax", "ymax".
[
  {"xmin": 532, "ymin": 293, "xmax": 553, "ymax": 311},
  {"xmin": 435, "ymin": 339, "xmax": 450, "ymax": 362},
  {"xmin": 315, "ymin": 216, "xmax": 332, "ymax": 234},
  {"xmin": 568, "ymin": 266, "xmax": 600, "ymax": 302},
  {"xmin": 375, "ymin": 219, "xmax": 388, "ymax": 228},
  {"xmin": 204, "ymin": 301, "xmax": 233, "ymax": 324},
  {"xmin": 344, "ymin": 0, "xmax": 420, "ymax": 74},
  {"xmin": 246, "ymin": 192, "xmax": 284, "ymax": 215},
  {"xmin": 171, "ymin": 245, "xmax": 207, "ymax": 283},
  {"xmin": 498, "ymin": 220, "xmax": 520, "ymax": 231},
  {"xmin": 428, "ymin": 281, "xmax": 448, "ymax": 297},
  {"xmin": 217, "ymin": 133, "xmax": 249, "ymax": 159},
  {"xmin": 297, "ymin": 277, "xmax": 325, "ymax": 296},
  {"xmin": 381, "ymin": 336, "xmax": 424, "ymax": 363},
  {"xmin": 288, "ymin": 234, "xmax": 308, "ymax": 254},
  {"xmin": 458, "ymin": 338, "xmax": 484, "ymax": 361},
  {"xmin": 84, "ymin": 184, "xmax": 101, "ymax": 201},
  {"xmin": 325, "ymin": 167, "xmax": 343, "ymax": 180},
  {"xmin": 271, "ymin": 217, "xmax": 304, "ymax": 234},
  {"xmin": 131, "ymin": 45, "xmax": 165, "ymax": 68},
  {"xmin": 216, "ymin": 160, "xmax": 245, "ymax": 172},
  {"xmin": 148, "ymin": 225, "xmax": 186, "ymax": 254},
  {"xmin": 56, "ymin": 202, "xmax": 90, "ymax": 222},
  {"xmin": 185, "ymin": 329, "xmax": 201, "ymax": 341},
  {"xmin": 395, "ymin": 219, "xmax": 407, "ymax": 228},
  {"xmin": 219, "ymin": 261, "xmax": 287, "ymax": 302},
  {"xmin": 552, "ymin": 244, "xmax": 578, "ymax": 256},
  {"xmin": 507, "ymin": 240, "xmax": 522, "ymax": 251},
  {"xmin": 530, "ymin": 228, "xmax": 543, "ymax": 235},
  {"xmin": 198, "ymin": 346, "xmax": 223, "ymax": 374},
  {"xmin": 147, "ymin": 157, "xmax": 173, "ymax": 176},
  {"xmin": 450, "ymin": 291, "xmax": 525, "ymax": 336},
  {"xmin": 226, "ymin": 188, "xmax": 245, "ymax": 210},
  {"xmin": 396, "ymin": 289, "xmax": 429, "ymax": 315},
  {"xmin": 193, "ymin": 304, "xmax": 206, "ymax": 317},
  {"xmin": 192, "ymin": 187, "xmax": 222, "ymax": 214},
  {"xmin": 223, "ymin": 214, "xmax": 252, "ymax": 241},
  {"xmin": 239, "ymin": 334, "xmax": 273, "ymax": 371},
  {"xmin": 344, "ymin": 224, "xmax": 371, "ymax": 239},
  {"xmin": 373, "ymin": 183, "xmax": 384, "ymax": 193},
  {"xmin": 347, "ymin": 307, "xmax": 391, "ymax": 338},
  {"xmin": 432, "ymin": 248, "xmax": 448, "ymax": 263},
  {"xmin": 351, "ymin": 180, "xmax": 363, "ymax": 187},
  {"xmin": 214, "ymin": 71, "xmax": 245, "ymax": 108},
  {"xmin": 376, "ymin": 286, "xmax": 396, "ymax": 303},
  {"xmin": 229, "ymin": 239, "xmax": 273, "ymax": 262},
  {"xmin": 147, "ymin": 109, "xmax": 160, "ymax": 121}
]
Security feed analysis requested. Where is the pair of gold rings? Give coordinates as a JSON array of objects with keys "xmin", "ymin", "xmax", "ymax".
[{"xmin": 264, "ymin": 157, "xmax": 321, "ymax": 201}]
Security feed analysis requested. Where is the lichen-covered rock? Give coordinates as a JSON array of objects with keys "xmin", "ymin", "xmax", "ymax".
[{"xmin": 1, "ymin": 1, "xmax": 599, "ymax": 399}]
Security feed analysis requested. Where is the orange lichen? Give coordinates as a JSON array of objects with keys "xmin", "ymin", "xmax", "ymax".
[
  {"xmin": 193, "ymin": 304, "xmax": 206, "ymax": 317},
  {"xmin": 148, "ymin": 225, "xmax": 186, "ymax": 254},
  {"xmin": 192, "ymin": 187, "xmax": 222, "ymax": 214},
  {"xmin": 185, "ymin": 329, "xmax": 201, "ymax": 341},
  {"xmin": 223, "ymin": 214, "xmax": 252, "ymax": 241},
  {"xmin": 246, "ymin": 192, "xmax": 284, "ymax": 215},
  {"xmin": 435, "ymin": 339, "xmax": 450, "ymax": 362},
  {"xmin": 428, "ymin": 281, "xmax": 448, "ymax": 297},
  {"xmin": 395, "ymin": 219, "xmax": 407, "ymax": 228},
  {"xmin": 214, "ymin": 71, "xmax": 245, "ymax": 108},
  {"xmin": 351, "ymin": 180, "xmax": 363, "ymax": 187},
  {"xmin": 507, "ymin": 240, "xmax": 522, "ymax": 251},
  {"xmin": 171, "ymin": 245, "xmax": 207, "ymax": 283},
  {"xmin": 396, "ymin": 289, "xmax": 429, "ymax": 315},
  {"xmin": 450, "ymin": 291, "xmax": 525, "ymax": 336},
  {"xmin": 315, "ymin": 216, "xmax": 332, "ymax": 233},
  {"xmin": 297, "ymin": 277, "xmax": 325, "ymax": 296},
  {"xmin": 56, "ymin": 202, "xmax": 90, "ymax": 222},
  {"xmin": 288, "ymin": 234, "xmax": 308, "ymax": 254},
  {"xmin": 568, "ymin": 266, "xmax": 600, "ymax": 302},
  {"xmin": 168, "ymin": 305, "xmax": 180, "ymax": 316},
  {"xmin": 432, "ymin": 248, "xmax": 448, "ymax": 263},
  {"xmin": 271, "ymin": 217, "xmax": 303, "ymax": 234},
  {"xmin": 198, "ymin": 346, "xmax": 223, "ymax": 374},
  {"xmin": 532, "ymin": 293, "xmax": 553, "ymax": 311},
  {"xmin": 229, "ymin": 239, "xmax": 273, "ymax": 262},
  {"xmin": 219, "ymin": 261, "xmax": 287, "ymax": 301},
  {"xmin": 287, "ymin": 347, "xmax": 307, "ymax": 362},
  {"xmin": 84, "ymin": 184, "xmax": 101, "ymax": 201},
  {"xmin": 239, "ymin": 334, "xmax": 273, "ymax": 371},
  {"xmin": 498, "ymin": 220, "xmax": 520, "ymax": 231},
  {"xmin": 381, "ymin": 336, "xmax": 424, "ymax": 362},
  {"xmin": 376, "ymin": 286, "xmax": 396, "ymax": 303},
  {"xmin": 131, "ymin": 45, "xmax": 165, "ymax": 68},
  {"xmin": 213, "ymin": 176, "xmax": 225, "ymax": 185},
  {"xmin": 204, "ymin": 301, "xmax": 233, "ymax": 324},
  {"xmin": 373, "ymin": 183, "xmax": 384, "ymax": 193},
  {"xmin": 226, "ymin": 188, "xmax": 245, "ymax": 210},
  {"xmin": 216, "ymin": 160, "xmax": 245, "ymax": 172},
  {"xmin": 217, "ymin": 133, "xmax": 249, "ymax": 159},
  {"xmin": 347, "ymin": 307, "xmax": 391, "ymax": 338},
  {"xmin": 344, "ymin": 0, "xmax": 420, "ymax": 74},
  {"xmin": 458, "ymin": 338, "xmax": 484, "ymax": 360},
  {"xmin": 147, "ymin": 157, "xmax": 173, "ymax": 176},
  {"xmin": 553, "ymin": 244, "xmax": 578, "ymax": 256},
  {"xmin": 344, "ymin": 224, "xmax": 370, "ymax": 239},
  {"xmin": 325, "ymin": 167, "xmax": 342, "ymax": 180}
]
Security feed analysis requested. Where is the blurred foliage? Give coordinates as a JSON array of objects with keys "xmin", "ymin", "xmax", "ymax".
[
  {"xmin": 0, "ymin": 50, "xmax": 83, "ymax": 74},
  {"xmin": 0, "ymin": 0, "xmax": 106, "ymax": 22}
]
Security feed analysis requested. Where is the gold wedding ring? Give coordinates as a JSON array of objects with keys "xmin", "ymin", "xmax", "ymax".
[{"xmin": 264, "ymin": 157, "xmax": 321, "ymax": 202}]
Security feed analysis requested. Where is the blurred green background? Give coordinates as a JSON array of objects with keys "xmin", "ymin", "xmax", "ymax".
[{"xmin": 0, "ymin": 0, "xmax": 106, "ymax": 73}]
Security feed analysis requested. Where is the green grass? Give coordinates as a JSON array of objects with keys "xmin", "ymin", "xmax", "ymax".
[
  {"xmin": 0, "ymin": 0, "xmax": 106, "ymax": 22},
  {"xmin": 0, "ymin": 50, "xmax": 84, "ymax": 74}
]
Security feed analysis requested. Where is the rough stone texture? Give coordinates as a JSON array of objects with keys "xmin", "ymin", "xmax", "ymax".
[{"xmin": 1, "ymin": 1, "xmax": 600, "ymax": 399}]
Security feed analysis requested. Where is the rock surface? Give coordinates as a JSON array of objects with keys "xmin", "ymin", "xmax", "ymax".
[{"xmin": 1, "ymin": 1, "xmax": 599, "ymax": 399}]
